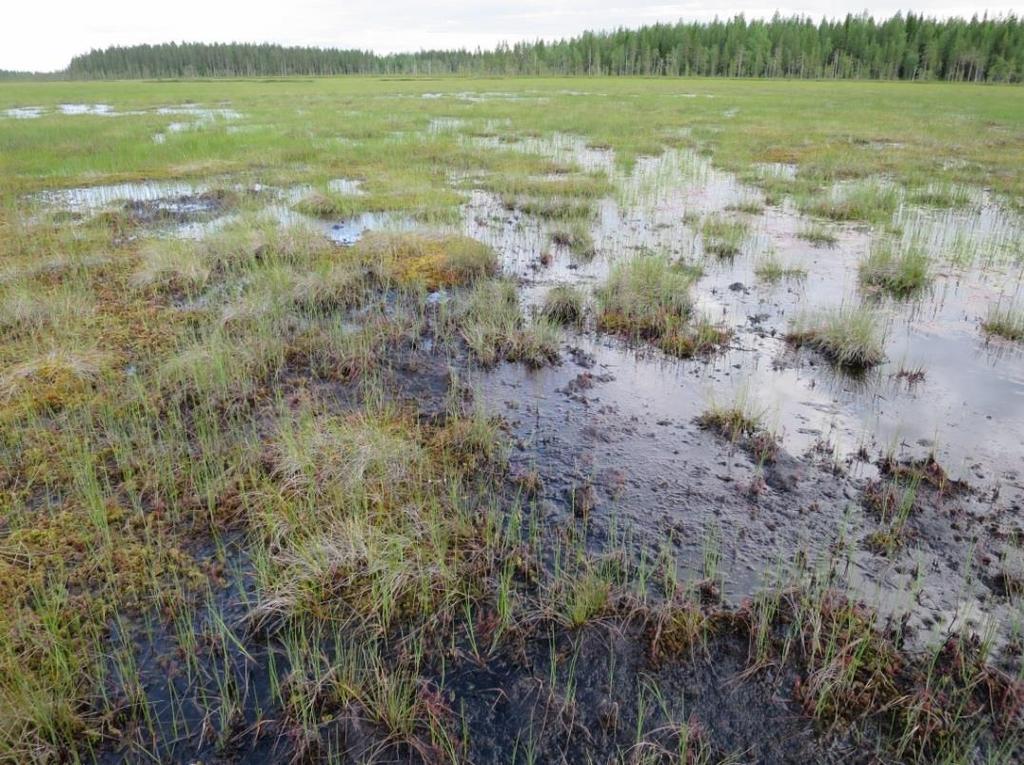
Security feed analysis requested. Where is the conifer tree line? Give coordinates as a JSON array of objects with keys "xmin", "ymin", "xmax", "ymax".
[
  {"xmin": 56, "ymin": 13, "xmax": 1024, "ymax": 82},
  {"xmin": 0, "ymin": 70, "xmax": 60, "ymax": 80}
]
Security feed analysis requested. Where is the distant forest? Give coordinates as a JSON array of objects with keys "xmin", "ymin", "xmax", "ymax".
[
  {"xmin": 52, "ymin": 14, "xmax": 1024, "ymax": 82},
  {"xmin": 0, "ymin": 70, "xmax": 57, "ymax": 81}
]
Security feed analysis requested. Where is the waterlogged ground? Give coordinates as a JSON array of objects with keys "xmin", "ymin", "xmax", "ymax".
[
  {"xmin": 2, "ymin": 78, "xmax": 1024, "ymax": 763},
  {"xmin": 457, "ymin": 138, "xmax": 1024, "ymax": 645}
]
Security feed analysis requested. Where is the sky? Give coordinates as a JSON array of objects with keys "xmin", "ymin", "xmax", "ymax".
[{"xmin": 3, "ymin": 1, "xmax": 1018, "ymax": 72}]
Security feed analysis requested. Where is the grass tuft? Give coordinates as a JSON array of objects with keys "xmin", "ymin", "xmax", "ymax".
[
  {"xmin": 700, "ymin": 215, "xmax": 749, "ymax": 258},
  {"xmin": 293, "ymin": 189, "xmax": 363, "ymax": 217},
  {"xmin": 131, "ymin": 240, "xmax": 211, "ymax": 295},
  {"xmin": 456, "ymin": 279, "xmax": 561, "ymax": 367},
  {"xmin": 908, "ymin": 183, "xmax": 972, "ymax": 209},
  {"xmin": 787, "ymin": 306, "xmax": 885, "ymax": 369},
  {"xmin": 549, "ymin": 222, "xmax": 596, "ymax": 260},
  {"xmin": 982, "ymin": 303, "xmax": 1024, "ymax": 342},
  {"xmin": 697, "ymin": 391, "xmax": 779, "ymax": 463},
  {"xmin": 725, "ymin": 197, "xmax": 765, "ymax": 215},
  {"xmin": 596, "ymin": 256, "xmax": 729, "ymax": 357},
  {"xmin": 797, "ymin": 221, "xmax": 838, "ymax": 248},
  {"xmin": 541, "ymin": 284, "xmax": 586, "ymax": 326},
  {"xmin": 502, "ymin": 195, "xmax": 596, "ymax": 221},
  {"xmin": 755, "ymin": 253, "xmax": 806, "ymax": 283},
  {"xmin": 596, "ymin": 256, "xmax": 694, "ymax": 334},
  {"xmin": 859, "ymin": 239, "xmax": 931, "ymax": 297},
  {"xmin": 801, "ymin": 181, "xmax": 900, "ymax": 224},
  {"xmin": 273, "ymin": 407, "xmax": 424, "ymax": 500}
]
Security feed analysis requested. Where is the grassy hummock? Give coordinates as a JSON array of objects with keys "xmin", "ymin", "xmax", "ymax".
[
  {"xmin": 541, "ymin": 284, "xmax": 586, "ymax": 326},
  {"xmin": 549, "ymin": 222, "xmax": 596, "ymax": 260},
  {"xmin": 455, "ymin": 279, "xmax": 561, "ymax": 368},
  {"xmin": 787, "ymin": 305, "xmax": 886, "ymax": 369},
  {"xmin": 352, "ymin": 231, "xmax": 498, "ymax": 290},
  {"xmin": 596, "ymin": 255, "xmax": 729, "ymax": 357}
]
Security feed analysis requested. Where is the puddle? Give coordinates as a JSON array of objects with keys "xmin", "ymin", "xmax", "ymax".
[
  {"xmin": 3, "ymin": 106, "xmax": 45, "ymax": 119},
  {"xmin": 174, "ymin": 202, "xmax": 411, "ymax": 246},
  {"xmin": 323, "ymin": 213, "xmax": 401, "ymax": 244},
  {"xmin": 462, "ymin": 144, "xmax": 1024, "ymax": 491},
  {"xmin": 326, "ymin": 178, "xmax": 365, "ymax": 195},
  {"xmin": 155, "ymin": 105, "xmax": 242, "ymax": 121},
  {"xmin": 469, "ymin": 131, "xmax": 615, "ymax": 175},
  {"xmin": 279, "ymin": 206, "xmax": 413, "ymax": 245},
  {"xmin": 428, "ymin": 117, "xmax": 466, "ymax": 133},
  {"xmin": 58, "ymin": 103, "xmax": 113, "ymax": 115},
  {"xmin": 3, "ymin": 104, "xmax": 136, "ymax": 119},
  {"xmin": 36, "ymin": 181, "xmax": 208, "ymax": 213},
  {"xmin": 277, "ymin": 208, "xmax": 406, "ymax": 245},
  {"xmin": 151, "ymin": 105, "xmax": 243, "ymax": 143},
  {"xmin": 29, "ymin": 175, "xmax": 408, "ymax": 246},
  {"xmin": 421, "ymin": 91, "xmax": 549, "ymax": 103}
]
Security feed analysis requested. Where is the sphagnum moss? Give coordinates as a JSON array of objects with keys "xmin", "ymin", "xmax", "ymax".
[{"xmin": 352, "ymin": 231, "xmax": 498, "ymax": 290}]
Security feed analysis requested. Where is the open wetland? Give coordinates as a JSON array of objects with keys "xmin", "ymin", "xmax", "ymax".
[{"xmin": 2, "ymin": 76, "xmax": 1024, "ymax": 763}]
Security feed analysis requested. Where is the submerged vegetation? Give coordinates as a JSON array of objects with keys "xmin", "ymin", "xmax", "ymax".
[
  {"xmin": 755, "ymin": 253, "xmax": 807, "ymax": 283},
  {"xmin": 700, "ymin": 214, "xmax": 749, "ymax": 258},
  {"xmin": 797, "ymin": 221, "xmax": 839, "ymax": 248}
]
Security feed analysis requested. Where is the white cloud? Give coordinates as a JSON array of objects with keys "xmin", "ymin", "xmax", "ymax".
[{"xmin": 2, "ymin": 1, "xmax": 1018, "ymax": 71}]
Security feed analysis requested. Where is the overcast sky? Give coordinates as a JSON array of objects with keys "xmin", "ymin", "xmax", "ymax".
[{"xmin": 3, "ymin": 1, "xmax": 1018, "ymax": 72}]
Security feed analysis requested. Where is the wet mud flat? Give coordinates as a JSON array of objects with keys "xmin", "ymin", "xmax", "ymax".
[{"xmin": 7, "ymin": 117, "xmax": 1024, "ymax": 763}]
